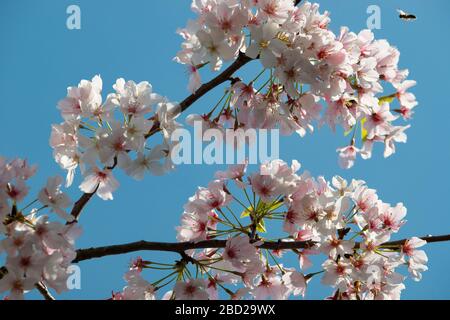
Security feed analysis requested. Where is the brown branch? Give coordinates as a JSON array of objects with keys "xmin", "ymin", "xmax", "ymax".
[
  {"xmin": 35, "ymin": 282, "xmax": 55, "ymax": 301},
  {"xmin": 69, "ymin": 190, "xmax": 97, "ymax": 222},
  {"xmin": 178, "ymin": 52, "xmax": 252, "ymax": 113},
  {"xmin": 0, "ymin": 266, "xmax": 7, "ymax": 278},
  {"xmin": 73, "ymin": 234, "xmax": 450, "ymax": 263},
  {"xmin": 379, "ymin": 234, "xmax": 450, "ymax": 246}
]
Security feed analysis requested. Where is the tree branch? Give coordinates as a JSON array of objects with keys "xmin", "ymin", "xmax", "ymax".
[
  {"xmin": 73, "ymin": 234, "xmax": 450, "ymax": 263},
  {"xmin": 70, "ymin": 191, "xmax": 97, "ymax": 222},
  {"xmin": 35, "ymin": 282, "xmax": 55, "ymax": 301},
  {"xmin": 0, "ymin": 266, "xmax": 7, "ymax": 278},
  {"xmin": 179, "ymin": 52, "xmax": 252, "ymax": 113}
]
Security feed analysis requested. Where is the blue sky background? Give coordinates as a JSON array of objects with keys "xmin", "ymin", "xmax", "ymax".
[{"xmin": 0, "ymin": 0, "xmax": 449, "ymax": 299}]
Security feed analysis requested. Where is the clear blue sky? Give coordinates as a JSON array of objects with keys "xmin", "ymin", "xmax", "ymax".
[{"xmin": 0, "ymin": 0, "xmax": 449, "ymax": 299}]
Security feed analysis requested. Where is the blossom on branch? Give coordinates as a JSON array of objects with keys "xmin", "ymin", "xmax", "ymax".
[
  {"xmin": 0, "ymin": 158, "xmax": 81, "ymax": 299},
  {"xmin": 50, "ymin": 75, "xmax": 181, "ymax": 200},
  {"xmin": 176, "ymin": 0, "xmax": 418, "ymax": 168},
  {"xmin": 114, "ymin": 159, "xmax": 428, "ymax": 300}
]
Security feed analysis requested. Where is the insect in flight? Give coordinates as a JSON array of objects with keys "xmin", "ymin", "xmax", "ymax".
[{"xmin": 397, "ymin": 9, "xmax": 417, "ymax": 21}]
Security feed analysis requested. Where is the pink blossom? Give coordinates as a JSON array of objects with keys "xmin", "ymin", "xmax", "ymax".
[
  {"xmin": 112, "ymin": 78, "xmax": 163, "ymax": 117},
  {"xmin": 251, "ymin": 275, "xmax": 290, "ymax": 300},
  {"xmin": 187, "ymin": 65, "xmax": 202, "ymax": 93},
  {"xmin": 223, "ymin": 235, "xmax": 259, "ymax": 271},
  {"xmin": 38, "ymin": 176, "xmax": 72, "ymax": 222},
  {"xmin": 402, "ymin": 237, "xmax": 428, "ymax": 281},
  {"xmin": 282, "ymin": 270, "xmax": 307, "ymax": 297},
  {"xmin": 79, "ymin": 167, "xmax": 119, "ymax": 200},
  {"xmin": 321, "ymin": 259, "xmax": 353, "ymax": 290},
  {"xmin": 320, "ymin": 235, "xmax": 355, "ymax": 259},
  {"xmin": 337, "ymin": 145, "xmax": 360, "ymax": 169},
  {"xmin": 57, "ymin": 75, "xmax": 102, "ymax": 121},
  {"xmin": 174, "ymin": 279, "xmax": 209, "ymax": 300},
  {"xmin": 0, "ymin": 270, "xmax": 36, "ymax": 300},
  {"xmin": 256, "ymin": 0, "xmax": 294, "ymax": 24}
]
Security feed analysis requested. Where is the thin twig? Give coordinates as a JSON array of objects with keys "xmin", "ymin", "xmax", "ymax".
[
  {"xmin": 69, "ymin": 190, "xmax": 97, "ymax": 222},
  {"xmin": 35, "ymin": 282, "xmax": 55, "ymax": 301},
  {"xmin": 178, "ymin": 52, "xmax": 252, "ymax": 113}
]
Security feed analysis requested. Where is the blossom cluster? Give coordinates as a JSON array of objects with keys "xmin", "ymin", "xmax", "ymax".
[
  {"xmin": 176, "ymin": 0, "xmax": 418, "ymax": 168},
  {"xmin": 50, "ymin": 75, "xmax": 182, "ymax": 200},
  {"xmin": 115, "ymin": 159, "xmax": 427, "ymax": 300},
  {"xmin": 111, "ymin": 262, "xmax": 156, "ymax": 300},
  {"xmin": 0, "ymin": 157, "xmax": 80, "ymax": 299}
]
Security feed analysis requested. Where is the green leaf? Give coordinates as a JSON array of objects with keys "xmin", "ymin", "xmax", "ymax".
[
  {"xmin": 378, "ymin": 95, "xmax": 395, "ymax": 105},
  {"xmin": 360, "ymin": 118, "xmax": 368, "ymax": 141},
  {"xmin": 265, "ymin": 200, "xmax": 284, "ymax": 213},
  {"xmin": 256, "ymin": 200, "xmax": 265, "ymax": 211},
  {"xmin": 256, "ymin": 219, "xmax": 266, "ymax": 233},
  {"xmin": 344, "ymin": 127, "xmax": 354, "ymax": 137},
  {"xmin": 240, "ymin": 206, "xmax": 253, "ymax": 218}
]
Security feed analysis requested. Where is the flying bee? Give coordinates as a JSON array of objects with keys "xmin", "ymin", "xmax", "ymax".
[{"xmin": 397, "ymin": 9, "xmax": 417, "ymax": 21}]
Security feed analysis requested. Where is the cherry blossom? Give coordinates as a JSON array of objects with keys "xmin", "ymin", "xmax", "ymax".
[
  {"xmin": 175, "ymin": 0, "xmax": 418, "ymax": 168},
  {"xmin": 336, "ymin": 146, "xmax": 354, "ymax": 169},
  {"xmin": 223, "ymin": 235, "xmax": 261, "ymax": 271},
  {"xmin": 57, "ymin": 75, "xmax": 102, "ymax": 121},
  {"xmin": 120, "ymin": 269, "xmax": 156, "ymax": 300},
  {"xmin": 0, "ymin": 158, "xmax": 81, "ymax": 300},
  {"xmin": 50, "ymin": 75, "xmax": 181, "ymax": 201},
  {"xmin": 112, "ymin": 78, "xmax": 163, "ymax": 117},
  {"xmin": 251, "ymin": 273, "xmax": 290, "ymax": 300},
  {"xmin": 1, "ymin": 0, "xmax": 437, "ymax": 302},
  {"xmin": 282, "ymin": 270, "xmax": 307, "ymax": 297},
  {"xmin": 79, "ymin": 167, "xmax": 119, "ymax": 201},
  {"xmin": 402, "ymin": 237, "xmax": 428, "ymax": 281},
  {"xmin": 38, "ymin": 176, "xmax": 73, "ymax": 222},
  {"xmin": 246, "ymin": 22, "xmax": 281, "ymax": 67},
  {"xmin": 104, "ymin": 159, "xmax": 426, "ymax": 300},
  {"xmin": 0, "ymin": 270, "xmax": 36, "ymax": 300},
  {"xmin": 125, "ymin": 146, "xmax": 169, "ymax": 180},
  {"xmin": 174, "ymin": 279, "xmax": 209, "ymax": 300},
  {"xmin": 256, "ymin": 0, "xmax": 295, "ymax": 24}
]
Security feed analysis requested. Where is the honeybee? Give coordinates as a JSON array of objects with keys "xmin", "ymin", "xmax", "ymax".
[{"xmin": 397, "ymin": 9, "xmax": 417, "ymax": 21}]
